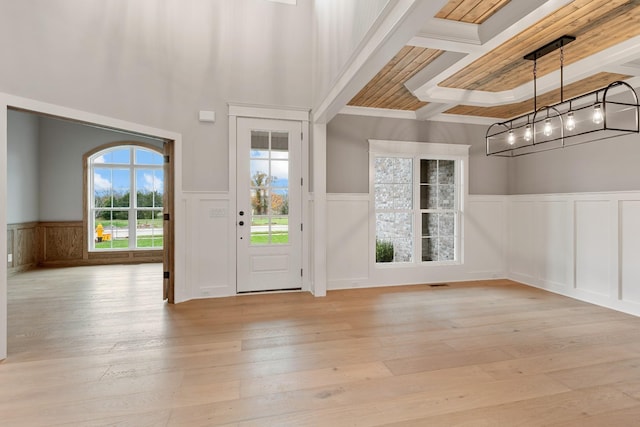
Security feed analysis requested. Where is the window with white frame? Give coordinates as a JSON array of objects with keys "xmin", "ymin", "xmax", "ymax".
[
  {"xmin": 370, "ymin": 140, "xmax": 468, "ymax": 265},
  {"xmin": 88, "ymin": 145, "xmax": 164, "ymax": 251}
]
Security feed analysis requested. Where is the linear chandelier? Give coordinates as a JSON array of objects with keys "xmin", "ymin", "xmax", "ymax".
[{"xmin": 486, "ymin": 35, "xmax": 640, "ymax": 157}]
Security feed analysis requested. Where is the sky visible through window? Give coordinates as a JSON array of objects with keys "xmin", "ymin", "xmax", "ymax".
[{"xmin": 93, "ymin": 148, "xmax": 164, "ymax": 194}]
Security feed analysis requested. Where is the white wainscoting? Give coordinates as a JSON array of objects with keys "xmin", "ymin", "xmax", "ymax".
[
  {"xmin": 182, "ymin": 192, "xmax": 235, "ymax": 299},
  {"xmin": 508, "ymin": 191, "xmax": 640, "ymax": 317},
  {"xmin": 326, "ymin": 194, "xmax": 508, "ymax": 290},
  {"xmin": 326, "ymin": 194, "xmax": 370, "ymax": 289}
]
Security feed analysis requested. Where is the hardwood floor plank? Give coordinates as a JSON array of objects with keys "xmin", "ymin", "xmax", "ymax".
[
  {"xmin": 480, "ymin": 343, "xmax": 640, "ymax": 381},
  {"xmin": 239, "ymin": 361, "xmax": 393, "ymax": 397},
  {"xmin": 57, "ymin": 410, "xmax": 172, "ymax": 427},
  {"xmin": 237, "ymin": 375, "xmax": 570, "ymax": 426},
  {"xmin": 382, "ymin": 386, "xmax": 639, "ymax": 427},
  {"xmin": 548, "ymin": 357, "xmax": 640, "ymax": 390},
  {"xmin": 384, "ymin": 347, "xmax": 513, "ymax": 376},
  {"xmin": 551, "ymin": 405, "xmax": 640, "ymax": 427}
]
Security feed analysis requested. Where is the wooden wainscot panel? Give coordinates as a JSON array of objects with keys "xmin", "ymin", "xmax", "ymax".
[
  {"xmin": 39, "ymin": 221, "xmax": 84, "ymax": 264},
  {"xmin": 88, "ymin": 250, "xmax": 162, "ymax": 264},
  {"xmin": 9, "ymin": 220, "xmax": 163, "ymax": 269},
  {"xmin": 7, "ymin": 222, "xmax": 38, "ymax": 275}
]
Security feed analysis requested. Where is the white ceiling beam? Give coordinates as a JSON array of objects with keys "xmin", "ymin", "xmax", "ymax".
[
  {"xmin": 408, "ymin": 18, "xmax": 481, "ymax": 53},
  {"xmin": 428, "ymin": 113, "xmax": 498, "ymax": 125},
  {"xmin": 339, "ymin": 105, "xmax": 417, "ymax": 120},
  {"xmin": 414, "ymin": 102, "xmax": 452, "ymax": 120}
]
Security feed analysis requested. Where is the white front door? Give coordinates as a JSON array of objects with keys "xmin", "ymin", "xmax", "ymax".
[{"xmin": 236, "ymin": 118, "xmax": 302, "ymax": 292}]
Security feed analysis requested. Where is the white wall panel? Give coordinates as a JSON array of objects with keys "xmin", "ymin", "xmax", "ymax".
[
  {"xmin": 538, "ymin": 201, "xmax": 569, "ymax": 289},
  {"xmin": 508, "ymin": 201, "xmax": 537, "ymax": 280},
  {"xmin": 465, "ymin": 198, "xmax": 506, "ymax": 275},
  {"xmin": 508, "ymin": 192, "xmax": 640, "ymax": 317},
  {"xmin": 575, "ymin": 200, "xmax": 611, "ymax": 297},
  {"xmin": 185, "ymin": 193, "xmax": 234, "ymax": 298},
  {"xmin": 621, "ymin": 200, "xmax": 640, "ymax": 304},
  {"xmin": 327, "ymin": 195, "xmax": 369, "ymax": 288}
]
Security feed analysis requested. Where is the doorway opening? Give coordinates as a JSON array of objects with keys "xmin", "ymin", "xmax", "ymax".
[{"xmin": 4, "ymin": 105, "xmax": 177, "ymax": 359}]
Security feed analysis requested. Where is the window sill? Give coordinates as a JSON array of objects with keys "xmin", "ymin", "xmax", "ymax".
[{"xmin": 375, "ymin": 260, "xmax": 462, "ymax": 268}]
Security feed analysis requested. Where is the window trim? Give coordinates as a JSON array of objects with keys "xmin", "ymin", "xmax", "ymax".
[
  {"xmin": 369, "ymin": 140, "xmax": 470, "ymax": 267},
  {"xmin": 83, "ymin": 141, "xmax": 164, "ymax": 254}
]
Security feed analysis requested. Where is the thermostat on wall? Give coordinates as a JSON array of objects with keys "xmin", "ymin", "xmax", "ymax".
[{"xmin": 199, "ymin": 111, "xmax": 215, "ymax": 123}]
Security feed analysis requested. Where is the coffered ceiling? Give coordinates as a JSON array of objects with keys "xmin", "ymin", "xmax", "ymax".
[{"xmin": 346, "ymin": 0, "xmax": 640, "ymax": 123}]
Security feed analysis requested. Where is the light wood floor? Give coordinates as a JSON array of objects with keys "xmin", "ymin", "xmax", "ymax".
[{"xmin": 4, "ymin": 265, "xmax": 640, "ymax": 426}]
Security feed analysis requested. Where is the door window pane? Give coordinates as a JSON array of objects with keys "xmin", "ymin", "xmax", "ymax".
[
  {"xmin": 271, "ymin": 216, "xmax": 289, "ymax": 244},
  {"xmin": 251, "ymin": 215, "xmax": 269, "ymax": 245},
  {"xmin": 271, "ymin": 132, "xmax": 289, "ymax": 159},
  {"xmin": 271, "ymin": 159, "xmax": 289, "ymax": 187},
  {"xmin": 251, "ymin": 131, "xmax": 269, "ymax": 158},
  {"xmin": 271, "ymin": 189, "xmax": 289, "ymax": 215},
  {"xmin": 249, "ymin": 131, "xmax": 290, "ymax": 246}
]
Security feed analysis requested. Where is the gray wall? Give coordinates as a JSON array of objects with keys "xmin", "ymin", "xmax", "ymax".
[
  {"xmin": 326, "ymin": 114, "xmax": 509, "ymax": 195},
  {"xmin": 38, "ymin": 116, "xmax": 163, "ymax": 221},
  {"xmin": 508, "ymin": 131, "xmax": 640, "ymax": 194},
  {"xmin": 0, "ymin": 0, "xmax": 312, "ymax": 192},
  {"xmin": 7, "ymin": 110, "xmax": 39, "ymax": 224}
]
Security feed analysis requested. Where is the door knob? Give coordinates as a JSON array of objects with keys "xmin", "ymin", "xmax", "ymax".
[
  {"xmin": 239, "ymin": 221, "xmax": 244, "ymax": 226},
  {"xmin": 239, "ymin": 211, "xmax": 245, "ymax": 216}
]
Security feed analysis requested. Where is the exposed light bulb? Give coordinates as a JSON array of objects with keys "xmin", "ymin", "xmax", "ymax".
[
  {"xmin": 508, "ymin": 129, "xmax": 515, "ymax": 145},
  {"xmin": 543, "ymin": 118, "xmax": 553, "ymax": 137},
  {"xmin": 524, "ymin": 124, "xmax": 532, "ymax": 142},
  {"xmin": 592, "ymin": 104, "xmax": 603, "ymax": 124},
  {"xmin": 565, "ymin": 111, "xmax": 576, "ymax": 131}
]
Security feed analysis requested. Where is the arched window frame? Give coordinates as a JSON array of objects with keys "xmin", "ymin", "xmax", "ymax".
[{"xmin": 85, "ymin": 142, "xmax": 164, "ymax": 252}]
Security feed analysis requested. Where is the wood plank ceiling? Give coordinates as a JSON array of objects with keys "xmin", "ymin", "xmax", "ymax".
[
  {"xmin": 348, "ymin": 47, "xmax": 441, "ymax": 111},
  {"xmin": 348, "ymin": 0, "xmax": 640, "ymax": 119}
]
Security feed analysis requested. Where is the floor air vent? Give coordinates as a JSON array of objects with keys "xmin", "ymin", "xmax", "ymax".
[{"xmin": 429, "ymin": 283, "xmax": 449, "ymax": 287}]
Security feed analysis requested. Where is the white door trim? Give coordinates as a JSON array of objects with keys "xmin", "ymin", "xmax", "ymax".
[{"xmin": 228, "ymin": 104, "xmax": 310, "ymax": 294}]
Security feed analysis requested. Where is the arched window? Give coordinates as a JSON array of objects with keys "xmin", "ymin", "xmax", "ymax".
[{"xmin": 88, "ymin": 144, "xmax": 164, "ymax": 251}]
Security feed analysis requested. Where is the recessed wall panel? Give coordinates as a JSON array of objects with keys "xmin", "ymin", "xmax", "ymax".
[
  {"xmin": 621, "ymin": 200, "xmax": 640, "ymax": 304},
  {"xmin": 575, "ymin": 200, "xmax": 610, "ymax": 296},
  {"xmin": 539, "ymin": 201, "xmax": 568, "ymax": 287},
  {"xmin": 508, "ymin": 201, "xmax": 536, "ymax": 279}
]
